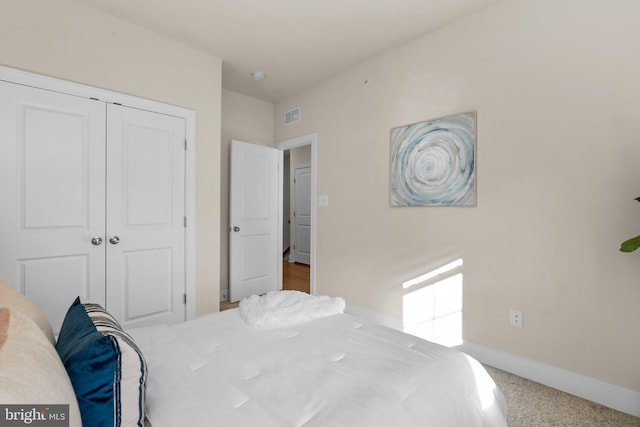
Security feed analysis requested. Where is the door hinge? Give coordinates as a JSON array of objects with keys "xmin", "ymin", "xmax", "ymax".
[
  {"xmin": 183, "ymin": 216, "xmax": 187, "ymax": 227},
  {"xmin": 184, "ymin": 139, "xmax": 187, "ymax": 151},
  {"xmin": 293, "ymin": 211, "xmax": 296, "ymax": 217},
  {"xmin": 183, "ymin": 293, "xmax": 187, "ymax": 304}
]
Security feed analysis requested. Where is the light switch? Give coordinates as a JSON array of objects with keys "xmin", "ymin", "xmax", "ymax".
[{"xmin": 318, "ymin": 195, "xmax": 329, "ymax": 206}]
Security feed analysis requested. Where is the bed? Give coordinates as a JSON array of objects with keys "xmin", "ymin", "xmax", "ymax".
[
  {"xmin": 128, "ymin": 292, "xmax": 508, "ymax": 426},
  {"xmin": 0, "ymin": 283, "xmax": 508, "ymax": 426}
]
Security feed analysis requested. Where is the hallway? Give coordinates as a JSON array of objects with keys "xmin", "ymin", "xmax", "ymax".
[
  {"xmin": 282, "ymin": 261, "xmax": 310, "ymax": 293},
  {"xmin": 220, "ymin": 260, "xmax": 310, "ymax": 311}
]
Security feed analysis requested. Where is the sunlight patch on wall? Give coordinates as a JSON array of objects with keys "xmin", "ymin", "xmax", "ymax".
[{"xmin": 402, "ymin": 258, "xmax": 463, "ymax": 347}]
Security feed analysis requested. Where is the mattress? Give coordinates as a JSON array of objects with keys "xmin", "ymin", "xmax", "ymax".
[{"xmin": 129, "ymin": 309, "xmax": 507, "ymax": 426}]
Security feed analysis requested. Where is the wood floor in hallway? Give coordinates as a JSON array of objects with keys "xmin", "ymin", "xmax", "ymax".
[
  {"xmin": 220, "ymin": 260, "xmax": 310, "ymax": 311},
  {"xmin": 282, "ymin": 260, "xmax": 310, "ymax": 293}
]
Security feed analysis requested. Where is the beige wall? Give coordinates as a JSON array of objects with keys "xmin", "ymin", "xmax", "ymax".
[
  {"xmin": 274, "ymin": 0, "xmax": 640, "ymax": 391},
  {"xmin": 220, "ymin": 90, "xmax": 275, "ymax": 295},
  {"xmin": 290, "ymin": 145, "xmax": 312, "ymax": 168},
  {"xmin": 0, "ymin": 0, "xmax": 222, "ymax": 316}
]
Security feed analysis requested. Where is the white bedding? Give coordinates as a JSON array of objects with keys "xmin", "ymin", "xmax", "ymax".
[
  {"xmin": 129, "ymin": 309, "xmax": 507, "ymax": 427},
  {"xmin": 239, "ymin": 290, "xmax": 345, "ymax": 329}
]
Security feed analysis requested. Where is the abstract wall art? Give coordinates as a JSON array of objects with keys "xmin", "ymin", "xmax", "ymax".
[{"xmin": 390, "ymin": 111, "xmax": 476, "ymax": 207}]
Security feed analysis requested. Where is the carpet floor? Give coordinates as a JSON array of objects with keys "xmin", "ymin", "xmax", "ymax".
[{"xmin": 484, "ymin": 365, "xmax": 640, "ymax": 426}]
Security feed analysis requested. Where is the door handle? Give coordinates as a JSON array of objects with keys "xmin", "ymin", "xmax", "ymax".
[
  {"xmin": 109, "ymin": 236, "xmax": 120, "ymax": 245},
  {"xmin": 91, "ymin": 236, "xmax": 103, "ymax": 246},
  {"xmin": 232, "ymin": 226, "xmax": 240, "ymax": 232}
]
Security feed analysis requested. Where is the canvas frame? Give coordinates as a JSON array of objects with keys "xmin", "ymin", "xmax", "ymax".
[{"xmin": 390, "ymin": 111, "xmax": 477, "ymax": 207}]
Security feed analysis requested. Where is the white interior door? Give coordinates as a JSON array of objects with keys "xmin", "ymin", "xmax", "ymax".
[
  {"xmin": 292, "ymin": 165, "xmax": 311, "ymax": 265},
  {"xmin": 0, "ymin": 80, "xmax": 106, "ymax": 333},
  {"xmin": 106, "ymin": 104, "xmax": 186, "ymax": 329},
  {"xmin": 229, "ymin": 140, "xmax": 282, "ymax": 302}
]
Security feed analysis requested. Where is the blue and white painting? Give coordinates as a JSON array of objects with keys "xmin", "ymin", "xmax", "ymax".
[{"xmin": 390, "ymin": 112, "xmax": 476, "ymax": 207}]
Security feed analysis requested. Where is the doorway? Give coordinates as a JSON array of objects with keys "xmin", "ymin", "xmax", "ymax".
[
  {"xmin": 276, "ymin": 133, "xmax": 317, "ymax": 296},
  {"xmin": 283, "ymin": 155, "xmax": 311, "ymax": 294},
  {"xmin": 221, "ymin": 133, "xmax": 317, "ymax": 311}
]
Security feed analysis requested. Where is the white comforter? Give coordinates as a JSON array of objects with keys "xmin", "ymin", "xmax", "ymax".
[{"xmin": 129, "ymin": 310, "xmax": 507, "ymax": 427}]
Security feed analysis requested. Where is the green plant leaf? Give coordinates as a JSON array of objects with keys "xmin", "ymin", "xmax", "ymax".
[
  {"xmin": 635, "ymin": 196, "xmax": 640, "ymax": 203},
  {"xmin": 620, "ymin": 235, "xmax": 640, "ymax": 252}
]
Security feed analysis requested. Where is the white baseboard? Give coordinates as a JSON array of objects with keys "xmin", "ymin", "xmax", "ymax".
[
  {"xmin": 457, "ymin": 341, "xmax": 640, "ymax": 418},
  {"xmin": 345, "ymin": 303, "xmax": 640, "ymax": 418}
]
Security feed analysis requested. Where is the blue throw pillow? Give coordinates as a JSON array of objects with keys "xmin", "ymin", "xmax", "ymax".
[{"xmin": 56, "ymin": 297, "xmax": 147, "ymax": 427}]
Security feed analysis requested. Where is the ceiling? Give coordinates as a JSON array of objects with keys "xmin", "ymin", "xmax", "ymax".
[{"xmin": 74, "ymin": 0, "xmax": 500, "ymax": 102}]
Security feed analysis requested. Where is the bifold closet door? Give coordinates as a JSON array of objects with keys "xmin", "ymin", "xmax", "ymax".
[
  {"xmin": 105, "ymin": 104, "xmax": 186, "ymax": 329},
  {"xmin": 0, "ymin": 80, "xmax": 187, "ymax": 332},
  {"xmin": 0, "ymin": 80, "xmax": 107, "ymax": 332}
]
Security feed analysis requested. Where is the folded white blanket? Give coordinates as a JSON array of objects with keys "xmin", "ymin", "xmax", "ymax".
[{"xmin": 239, "ymin": 291, "xmax": 345, "ymax": 329}]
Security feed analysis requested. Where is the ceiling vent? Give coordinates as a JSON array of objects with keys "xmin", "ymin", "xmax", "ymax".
[{"xmin": 284, "ymin": 107, "xmax": 301, "ymax": 125}]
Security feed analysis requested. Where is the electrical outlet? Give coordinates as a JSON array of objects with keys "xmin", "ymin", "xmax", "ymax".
[
  {"xmin": 510, "ymin": 309, "xmax": 523, "ymax": 328},
  {"xmin": 220, "ymin": 289, "xmax": 228, "ymax": 301}
]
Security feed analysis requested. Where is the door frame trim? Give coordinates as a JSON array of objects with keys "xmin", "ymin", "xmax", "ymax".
[
  {"xmin": 275, "ymin": 133, "xmax": 317, "ymax": 295},
  {"xmin": 0, "ymin": 65, "xmax": 197, "ymax": 321}
]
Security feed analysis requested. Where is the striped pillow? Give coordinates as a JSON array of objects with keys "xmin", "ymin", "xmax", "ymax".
[{"xmin": 56, "ymin": 297, "xmax": 147, "ymax": 427}]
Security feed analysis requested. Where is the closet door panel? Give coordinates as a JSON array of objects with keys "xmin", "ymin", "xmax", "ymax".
[
  {"xmin": 106, "ymin": 104, "xmax": 186, "ymax": 329},
  {"xmin": 0, "ymin": 81, "xmax": 106, "ymax": 333},
  {"xmin": 18, "ymin": 255, "xmax": 90, "ymax": 332},
  {"xmin": 123, "ymin": 248, "xmax": 173, "ymax": 319},
  {"xmin": 126, "ymin": 124, "xmax": 173, "ymax": 225},
  {"xmin": 23, "ymin": 107, "xmax": 86, "ymax": 228}
]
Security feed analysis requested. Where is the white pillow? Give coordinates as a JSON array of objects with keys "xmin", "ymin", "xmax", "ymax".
[
  {"xmin": 0, "ymin": 307, "xmax": 82, "ymax": 427},
  {"xmin": 0, "ymin": 281, "xmax": 55, "ymax": 345}
]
